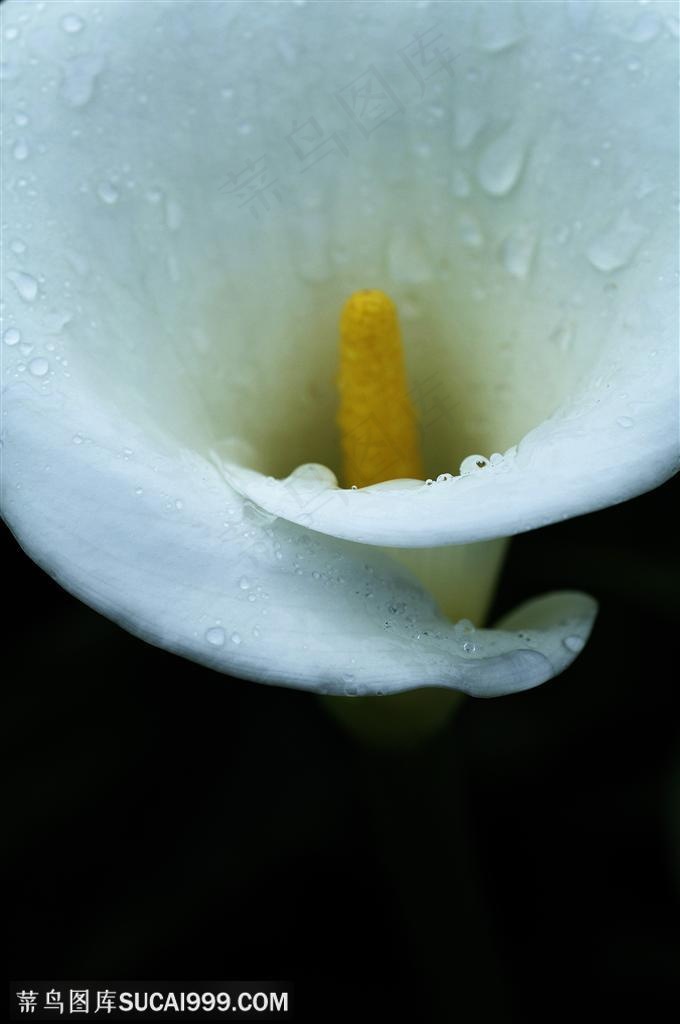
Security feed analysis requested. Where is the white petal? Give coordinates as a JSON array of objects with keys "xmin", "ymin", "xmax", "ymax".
[
  {"xmin": 0, "ymin": 0, "xmax": 663, "ymax": 692},
  {"xmin": 2, "ymin": 381, "xmax": 597, "ymax": 695}
]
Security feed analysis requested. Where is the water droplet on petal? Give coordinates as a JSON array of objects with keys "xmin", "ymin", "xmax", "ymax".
[
  {"xmin": 436, "ymin": 473, "xmax": 453, "ymax": 483},
  {"xmin": 566, "ymin": 0, "xmax": 594, "ymax": 31},
  {"xmin": 478, "ymin": 129, "xmax": 526, "ymax": 196},
  {"xmin": 44, "ymin": 310, "xmax": 73, "ymax": 333},
  {"xmin": 61, "ymin": 13, "xmax": 85, "ymax": 34},
  {"xmin": 453, "ymin": 106, "xmax": 486, "ymax": 149},
  {"xmin": 0, "ymin": 60, "xmax": 20, "ymax": 81},
  {"xmin": 459, "ymin": 454, "xmax": 489, "ymax": 475},
  {"xmin": 10, "ymin": 238, "xmax": 27, "ymax": 254},
  {"xmin": 549, "ymin": 321, "xmax": 574, "ymax": 354},
  {"xmin": 276, "ymin": 36, "xmax": 298, "ymax": 66},
  {"xmin": 458, "ymin": 213, "xmax": 484, "ymax": 249},
  {"xmin": 563, "ymin": 635, "xmax": 585, "ymax": 654},
  {"xmin": 8, "ymin": 270, "xmax": 38, "ymax": 301},
  {"xmin": 165, "ymin": 198, "xmax": 183, "ymax": 231},
  {"xmin": 587, "ymin": 210, "xmax": 647, "ymax": 272},
  {"xmin": 476, "ymin": 0, "xmax": 524, "ymax": 52},
  {"xmin": 450, "ymin": 167, "xmax": 471, "ymax": 198},
  {"xmin": 626, "ymin": 12, "xmax": 660, "ymax": 43},
  {"xmin": 205, "ymin": 626, "xmax": 225, "ymax": 647},
  {"xmin": 3, "ymin": 327, "xmax": 21, "ymax": 346},
  {"xmin": 60, "ymin": 53, "xmax": 104, "ymax": 109},
  {"xmin": 97, "ymin": 180, "xmax": 119, "ymax": 205},
  {"xmin": 230, "ymin": 631, "xmax": 242, "ymax": 645},
  {"xmin": 12, "ymin": 139, "xmax": 29, "ymax": 161},
  {"xmin": 500, "ymin": 225, "xmax": 536, "ymax": 279},
  {"xmin": 617, "ymin": 416, "xmax": 634, "ymax": 428},
  {"xmin": 239, "ymin": 576, "xmax": 250, "ymax": 590},
  {"xmin": 28, "ymin": 357, "xmax": 49, "ymax": 377}
]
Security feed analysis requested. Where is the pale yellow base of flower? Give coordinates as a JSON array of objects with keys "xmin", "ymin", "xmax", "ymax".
[
  {"xmin": 322, "ymin": 290, "xmax": 507, "ymax": 747},
  {"xmin": 322, "ymin": 688, "xmax": 465, "ymax": 750},
  {"xmin": 321, "ymin": 536, "xmax": 507, "ymax": 748}
]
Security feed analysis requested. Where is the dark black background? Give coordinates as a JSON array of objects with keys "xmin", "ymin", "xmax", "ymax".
[{"xmin": 5, "ymin": 473, "xmax": 679, "ymax": 1022}]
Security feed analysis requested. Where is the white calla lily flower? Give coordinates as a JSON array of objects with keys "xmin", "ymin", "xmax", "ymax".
[{"xmin": 2, "ymin": 0, "xmax": 677, "ymax": 700}]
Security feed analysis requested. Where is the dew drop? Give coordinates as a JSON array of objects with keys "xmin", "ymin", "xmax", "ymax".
[
  {"xmin": 500, "ymin": 225, "xmax": 536, "ymax": 279},
  {"xmin": 626, "ymin": 12, "xmax": 660, "ymax": 43},
  {"xmin": 61, "ymin": 13, "xmax": 85, "ymax": 34},
  {"xmin": 10, "ymin": 238, "xmax": 27, "ymax": 254},
  {"xmin": 566, "ymin": 0, "xmax": 594, "ymax": 30},
  {"xmin": 165, "ymin": 198, "xmax": 183, "ymax": 231},
  {"xmin": 436, "ymin": 473, "xmax": 453, "ymax": 483},
  {"xmin": 0, "ymin": 61, "xmax": 20, "ymax": 82},
  {"xmin": 72, "ymin": 434, "xmax": 83, "ymax": 444},
  {"xmin": 239, "ymin": 576, "xmax": 251, "ymax": 590},
  {"xmin": 12, "ymin": 139, "xmax": 29, "ymax": 161},
  {"xmin": 28, "ymin": 357, "xmax": 49, "ymax": 377},
  {"xmin": 276, "ymin": 36, "xmax": 297, "ymax": 66},
  {"xmin": 478, "ymin": 129, "xmax": 526, "ymax": 196},
  {"xmin": 586, "ymin": 211, "xmax": 647, "ymax": 272},
  {"xmin": 459, "ymin": 454, "xmax": 489, "ymax": 475},
  {"xmin": 616, "ymin": 416, "xmax": 634, "ymax": 428},
  {"xmin": 97, "ymin": 180, "xmax": 119, "ymax": 205},
  {"xmin": 60, "ymin": 53, "xmax": 104, "ymax": 109},
  {"xmin": 549, "ymin": 321, "xmax": 574, "ymax": 354},
  {"xmin": 3, "ymin": 327, "xmax": 21, "ymax": 346},
  {"xmin": 453, "ymin": 106, "xmax": 486, "ymax": 150},
  {"xmin": 8, "ymin": 270, "xmax": 38, "ymax": 302},
  {"xmin": 205, "ymin": 626, "xmax": 225, "ymax": 647},
  {"xmin": 230, "ymin": 631, "xmax": 242, "ymax": 645},
  {"xmin": 563, "ymin": 635, "xmax": 585, "ymax": 654},
  {"xmin": 666, "ymin": 14, "xmax": 679, "ymax": 38},
  {"xmin": 476, "ymin": 1, "xmax": 524, "ymax": 53},
  {"xmin": 462, "ymin": 641, "xmax": 477, "ymax": 654},
  {"xmin": 44, "ymin": 310, "xmax": 73, "ymax": 333},
  {"xmin": 458, "ymin": 213, "xmax": 484, "ymax": 249},
  {"xmin": 450, "ymin": 167, "xmax": 471, "ymax": 198}
]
